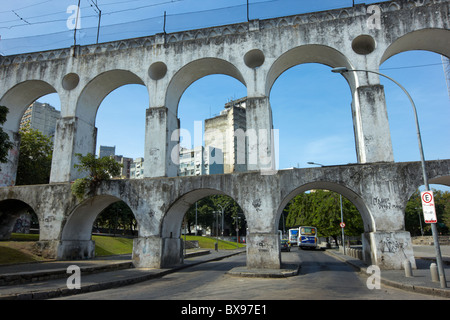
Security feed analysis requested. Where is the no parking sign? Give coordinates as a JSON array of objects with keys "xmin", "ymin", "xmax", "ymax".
[{"xmin": 421, "ymin": 191, "xmax": 437, "ymax": 224}]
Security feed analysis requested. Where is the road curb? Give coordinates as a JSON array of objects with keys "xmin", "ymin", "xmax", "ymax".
[
  {"xmin": 325, "ymin": 250, "xmax": 450, "ymax": 299},
  {"xmin": 0, "ymin": 261, "xmax": 133, "ymax": 286}
]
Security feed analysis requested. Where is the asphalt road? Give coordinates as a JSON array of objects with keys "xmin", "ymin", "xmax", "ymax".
[{"xmin": 55, "ymin": 248, "xmax": 446, "ymax": 301}]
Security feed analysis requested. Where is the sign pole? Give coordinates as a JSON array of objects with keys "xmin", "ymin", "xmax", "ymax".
[
  {"xmin": 340, "ymin": 195, "xmax": 345, "ymax": 255},
  {"xmin": 421, "ymin": 190, "xmax": 446, "ymax": 288}
]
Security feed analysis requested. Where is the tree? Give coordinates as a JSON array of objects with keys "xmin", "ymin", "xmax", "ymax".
[
  {"xmin": 404, "ymin": 190, "xmax": 424, "ymax": 236},
  {"xmin": 16, "ymin": 126, "xmax": 53, "ymax": 185},
  {"xmin": 184, "ymin": 195, "xmax": 245, "ymax": 236},
  {"xmin": 71, "ymin": 153, "xmax": 122, "ymax": 200},
  {"xmin": 0, "ymin": 105, "xmax": 13, "ymax": 168},
  {"xmin": 95, "ymin": 201, "xmax": 137, "ymax": 236}
]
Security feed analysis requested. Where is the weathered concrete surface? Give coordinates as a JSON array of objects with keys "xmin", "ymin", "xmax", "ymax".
[
  {"xmin": 1, "ymin": 0, "xmax": 449, "ymax": 185},
  {"xmin": 0, "ymin": 160, "xmax": 449, "ymax": 270}
]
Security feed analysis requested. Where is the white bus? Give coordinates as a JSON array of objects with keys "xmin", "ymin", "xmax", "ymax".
[
  {"xmin": 288, "ymin": 228, "xmax": 299, "ymax": 246},
  {"xmin": 298, "ymin": 226, "xmax": 318, "ymax": 249}
]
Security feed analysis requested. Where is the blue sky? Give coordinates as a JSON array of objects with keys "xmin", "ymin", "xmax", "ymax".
[{"xmin": 1, "ymin": 0, "xmax": 449, "ymax": 191}]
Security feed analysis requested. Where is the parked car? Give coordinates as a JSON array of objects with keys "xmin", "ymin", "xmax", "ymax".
[{"xmin": 280, "ymin": 239, "xmax": 291, "ymax": 252}]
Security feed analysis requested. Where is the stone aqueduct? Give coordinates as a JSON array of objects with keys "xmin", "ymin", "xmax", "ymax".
[{"xmin": 0, "ymin": 0, "xmax": 449, "ymax": 270}]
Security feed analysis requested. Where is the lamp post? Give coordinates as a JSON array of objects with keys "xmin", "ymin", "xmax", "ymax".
[
  {"xmin": 234, "ymin": 215, "xmax": 242, "ymax": 248},
  {"xmin": 217, "ymin": 201, "xmax": 230, "ymax": 238},
  {"xmin": 331, "ymin": 67, "xmax": 447, "ymax": 288},
  {"xmin": 213, "ymin": 210, "xmax": 220, "ymax": 251}
]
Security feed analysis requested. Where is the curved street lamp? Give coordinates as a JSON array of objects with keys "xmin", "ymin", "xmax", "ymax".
[{"xmin": 331, "ymin": 67, "xmax": 446, "ymax": 288}]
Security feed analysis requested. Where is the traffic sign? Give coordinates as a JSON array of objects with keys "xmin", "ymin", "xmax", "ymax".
[
  {"xmin": 421, "ymin": 191, "xmax": 437, "ymax": 223},
  {"xmin": 340, "ymin": 222, "xmax": 345, "ymax": 228}
]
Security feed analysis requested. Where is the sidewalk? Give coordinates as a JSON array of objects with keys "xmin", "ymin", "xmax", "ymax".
[
  {"xmin": 326, "ymin": 245, "xmax": 450, "ymax": 298},
  {"xmin": 0, "ymin": 249, "xmax": 244, "ymax": 300}
]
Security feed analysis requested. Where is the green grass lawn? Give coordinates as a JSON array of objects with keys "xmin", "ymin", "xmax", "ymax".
[
  {"xmin": 93, "ymin": 235, "xmax": 134, "ymax": 256},
  {"xmin": 0, "ymin": 246, "xmax": 42, "ymax": 265},
  {"xmin": 0, "ymin": 233, "xmax": 245, "ymax": 264},
  {"xmin": 183, "ymin": 235, "xmax": 246, "ymax": 250}
]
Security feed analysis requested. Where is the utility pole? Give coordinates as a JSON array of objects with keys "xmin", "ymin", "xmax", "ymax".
[
  {"xmin": 88, "ymin": 0, "xmax": 102, "ymax": 44},
  {"xmin": 247, "ymin": 0, "xmax": 250, "ymax": 21},
  {"xmin": 73, "ymin": 0, "xmax": 81, "ymax": 47}
]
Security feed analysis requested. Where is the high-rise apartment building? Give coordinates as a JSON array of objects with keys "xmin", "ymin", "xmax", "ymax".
[
  {"xmin": 130, "ymin": 157, "xmax": 144, "ymax": 179},
  {"xmin": 113, "ymin": 155, "xmax": 133, "ymax": 179},
  {"xmin": 204, "ymin": 97, "xmax": 247, "ymax": 174},
  {"xmin": 20, "ymin": 101, "xmax": 61, "ymax": 139},
  {"xmin": 99, "ymin": 145, "xmax": 116, "ymax": 159},
  {"xmin": 178, "ymin": 146, "xmax": 224, "ymax": 177}
]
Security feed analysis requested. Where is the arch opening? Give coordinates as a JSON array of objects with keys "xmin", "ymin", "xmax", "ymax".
[
  {"xmin": 75, "ymin": 70, "xmax": 148, "ymax": 179},
  {"xmin": 277, "ymin": 182, "xmax": 371, "ymax": 265},
  {"xmin": 265, "ymin": 44, "xmax": 357, "ymax": 97},
  {"xmin": 0, "ymin": 199, "xmax": 42, "ymax": 264},
  {"xmin": 161, "ymin": 189, "xmax": 247, "ymax": 266},
  {"xmin": 0, "ymin": 81, "xmax": 60, "ymax": 186},
  {"xmin": 0, "ymin": 80, "xmax": 58, "ymax": 133},
  {"xmin": 60, "ymin": 195, "xmax": 138, "ymax": 260},
  {"xmin": 166, "ymin": 58, "xmax": 246, "ymax": 117},
  {"xmin": 278, "ymin": 182, "xmax": 373, "ymax": 236},
  {"xmin": 380, "ymin": 29, "xmax": 450, "ymax": 65},
  {"xmin": 0, "ymin": 199, "xmax": 39, "ymax": 241},
  {"xmin": 177, "ymin": 73, "xmax": 247, "ymax": 176},
  {"xmin": 163, "ymin": 189, "xmax": 247, "ymax": 239},
  {"xmin": 270, "ymin": 63, "xmax": 356, "ymax": 169},
  {"xmin": 95, "ymin": 84, "xmax": 148, "ymax": 175},
  {"xmin": 380, "ymin": 50, "xmax": 450, "ymax": 163},
  {"xmin": 76, "ymin": 69, "xmax": 146, "ymax": 126}
]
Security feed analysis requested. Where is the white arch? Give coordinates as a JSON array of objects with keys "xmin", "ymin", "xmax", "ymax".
[
  {"xmin": 0, "ymin": 80, "xmax": 58, "ymax": 132},
  {"xmin": 76, "ymin": 69, "xmax": 147, "ymax": 126},
  {"xmin": 61, "ymin": 195, "xmax": 138, "ymax": 241},
  {"xmin": 165, "ymin": 58, "xmax": 246, "ymax": 116},
  {"xmin": 266, "ymin": 44, "xmax": 357, "ymax": 97},
  {"xmin": 380, "ymin": 28, "xmax": 450, "ymax": 65},
  {"xmin": 161, "ymin": 188, "xmax": 246, "ymax": 238},
  {"xmin": 277, "ymin": 181, "xmax": 374, "ymax": 233}
]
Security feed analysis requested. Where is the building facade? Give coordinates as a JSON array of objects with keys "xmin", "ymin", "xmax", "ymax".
[
  {"xmin": 178, "ymin": 146, "xmax": 224, "ymax": 177},
  {"xmin": 130, "ymin": 157, "xmax": 144, "ymax": 179},
  {"xmin": 20, "ymin": 101, "xmax": 60, "ymax": 139},
  {"xmin": 99, "ymin": 145, "xmax": 116, "ymax": 159},
  {"xmin": 204, "ymin": 97, "xmax": 247, "ymax": 174}
]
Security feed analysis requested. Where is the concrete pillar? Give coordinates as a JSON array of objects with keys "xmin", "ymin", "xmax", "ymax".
[
  {"xmin": 245, "ymin": 96, "xmax": 276, "ymax": 174},
  {"xmin": 363, "ymin": 231, "xmax": 416, "ymax": 270},
  {"xmin": 161, "ymin": 237, "xmax": 183, "ymax": 267},
  {"xmin": 144, "ymin": 107, "xmax": 179, "ymax": 178},
  {"xmin": 132, "ymin": 236, "xmax": 164, "ymax": 268},
  {"xmin": 352, "ymin": 85, "xmax": 394, "ymax": 163},
  {"xmin": 56, "ymin": 240, "xmax": 96, "ymax": 260},
  {"xmin": 34, "ymin": 240, "xmax": 61, "ymax": 259},
  {"xmin": 50, "ymin": 116, "xmax": 97, "ymax": 182},
  {"xmin": 0, "ymin": 130, "xmax": 20, "ymax": 186},
  {"xmin": 246, "ymin": 232, "xmax": 281, "ymax": 269}
]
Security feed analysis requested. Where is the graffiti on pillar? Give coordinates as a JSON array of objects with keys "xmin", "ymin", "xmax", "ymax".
[
  {"xmin": 257, "ymin": 240, "xmax": 269, "ymax": 252},
  {"xmin": 372, "ymin": 197, "xmax": 402, "ymax": 210},
  {"xmin": 379, "ymin": 237, "xmax": 405, "ymax": 253},
  {"xmin": 252, "ymin": 198, "xmax": 262, "ymax": 212}
]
